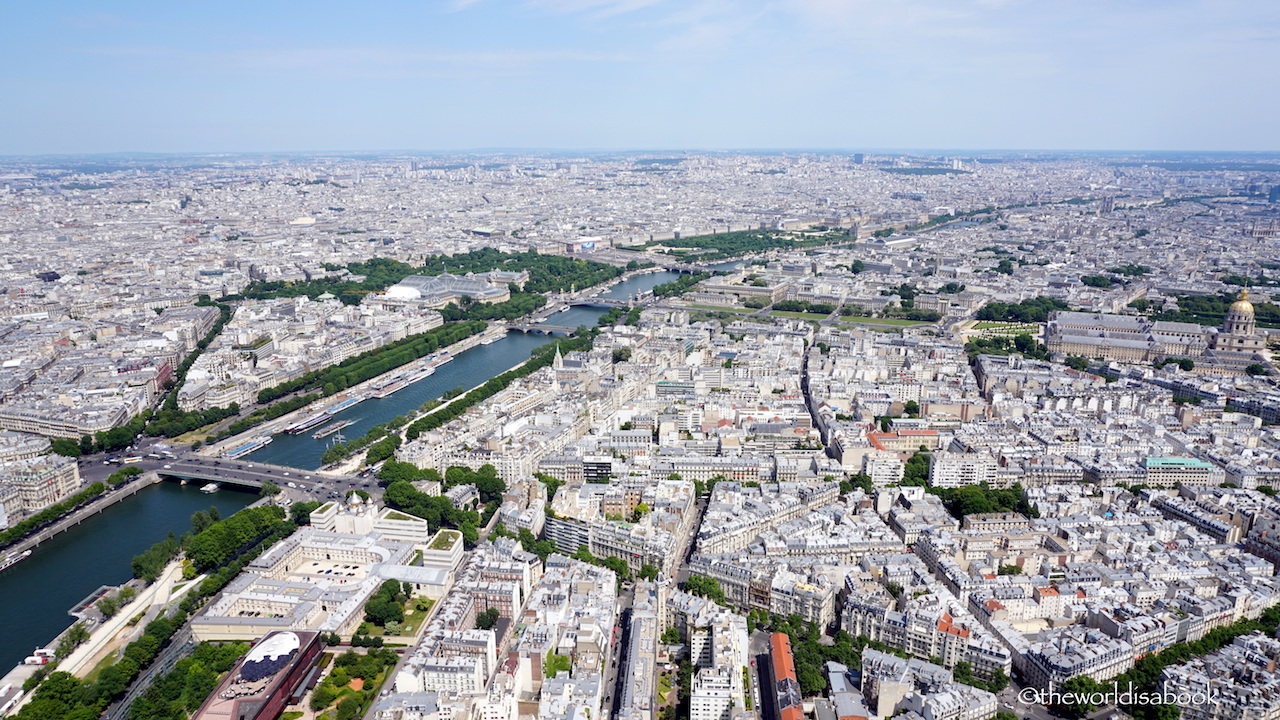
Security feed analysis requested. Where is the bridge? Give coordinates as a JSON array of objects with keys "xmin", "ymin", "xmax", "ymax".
[
  {"xmin": 504, "ymin": 322, "xmax": 581, "ymax": 335},
  {"xmin": 600, "ymin": 249, "xmax": 713, "ymax": 274},
  {"xmin": 153, "ymin": 457, "xmax": 360, "ymax": 491},
  {"xmin": 648, "ymin": 260, "xmax": 709, "ymax": 274},
  {"xmin": 569, "ymin": 298, "xmax": 629, "ymax": 308}
]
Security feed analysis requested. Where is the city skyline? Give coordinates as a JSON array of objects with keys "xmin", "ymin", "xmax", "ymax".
[{"xmin": 2, "ymin": 0, "xmax": 1278, "ymax": 154}]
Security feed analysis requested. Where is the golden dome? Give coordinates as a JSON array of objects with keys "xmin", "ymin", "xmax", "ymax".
[{"xmin": 1229, "ymin": 289, "xmax": 1254, "ymax": 315}]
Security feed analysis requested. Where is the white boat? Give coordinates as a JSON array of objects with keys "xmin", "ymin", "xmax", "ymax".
[
  {"xmin": 226, "ymin": 435, "xmax": 272, "ymax": 459},
  {"xmin": 200, "ymin": 483, "xmax": 220, "ymax": 494},
  {"xmin": 480, "ymin": 333, "xmax": 504, "ymax": 345},
  {"xmin": 0, "ymin": 550, "xmax": 31, "ymax": 572}
]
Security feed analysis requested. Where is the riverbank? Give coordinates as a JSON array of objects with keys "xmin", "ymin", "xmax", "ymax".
[
  {"xmin": 0, "ymin": 472, "xmax": 160, "ymax": 558},
  {"xmin": 319, "ymin": 347, "xmax": 547, "ymax": 476},
  {"xmin": 201, "ymin": 321, "xmax": 504, "ymax": 462}
]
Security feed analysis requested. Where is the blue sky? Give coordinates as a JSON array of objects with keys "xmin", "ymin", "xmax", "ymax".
[{"xmin": 1, "ymin": 0, "xmax": 1277, "ymax": 154}]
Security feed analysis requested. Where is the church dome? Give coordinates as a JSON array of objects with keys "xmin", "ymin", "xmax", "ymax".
[{"xmin": 1229, "ymin": 289, "xmax": 1254, "ymax": 315}]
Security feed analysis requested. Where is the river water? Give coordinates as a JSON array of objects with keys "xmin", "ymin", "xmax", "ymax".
[{"xmin": 0, "ymin": 482, "xmax": 254, "ymax": 671}]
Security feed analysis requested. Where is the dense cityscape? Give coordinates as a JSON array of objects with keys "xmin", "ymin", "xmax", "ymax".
[{"xmin": 0, "ymin": 151, "xmax": 1278, "ymax": 720}]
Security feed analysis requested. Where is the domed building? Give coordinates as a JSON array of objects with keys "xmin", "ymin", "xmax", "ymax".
[
  {"xmin": 1046, "ymin": 289, "xmax": 1271, "ymax": 376},
  {"xmin": 1210, "ymin": 289, "xmax": 1266, "ymax": 353}
]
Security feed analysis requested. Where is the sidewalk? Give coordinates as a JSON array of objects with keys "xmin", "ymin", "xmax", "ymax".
[{"xmin": 61, "ymin": 560, "xmax": 190, "ymax": 678}]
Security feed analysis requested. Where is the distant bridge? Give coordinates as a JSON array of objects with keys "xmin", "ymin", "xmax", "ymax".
[
  {"xmin": 650, "ymin": 261, "xmax": 709, "ymax": 274},
  {"xmin": 570, "ymin": 298, "xmax": 629, "ymax": 308},
  {"xmin": 504, "ymin": 322, "xmax": 581, "ymax": 335}
]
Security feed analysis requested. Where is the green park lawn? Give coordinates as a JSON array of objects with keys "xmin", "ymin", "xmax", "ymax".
[
  {"xmin": 841, "ymin": 316, "xmax": 933, "ymax": 326},
  {"xmin": 771, "ymin": 310, "xmax": 830, "ymax": 320},
  {"xmin": 687, "ymin": 304, "xmax": 750, "ymax": 313}
]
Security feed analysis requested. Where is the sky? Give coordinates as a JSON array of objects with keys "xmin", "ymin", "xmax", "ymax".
[{"xmin": 1, "ymin": 0, "xmax": 1277, "ymax": 154}]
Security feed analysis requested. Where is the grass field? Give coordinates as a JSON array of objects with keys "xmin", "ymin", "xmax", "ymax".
[
  {"xmin": 973, "ymin": 321, "xmax": 1040, "ymax": 330},
  {"xmin": 841, "ymin": 316, "xmax": 933, "ymax": 326},
  {"xmin": 399, "ymin": 598, "xmax": 435, "ymax": 635},
  {"xmin": 771, "ymin": 310, "xmax": 830, "ymax": 320},
  {"xmin": 687, "ymin": 304, "xmax": 750, "ymax": 313}
]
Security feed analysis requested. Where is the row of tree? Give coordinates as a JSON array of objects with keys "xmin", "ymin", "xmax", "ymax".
[
  {"xmin": 1059, "ymin": 605, "xmax": 1280, "ymax": 720},
  {"xmin": 974, "ymin": 296, "xmax": 1069, "ymax": 323},
  {"xmin": 440, "ymin": 292, "xmax": 547, "ymax": 322},
  {"xmin": 636, "ymin": 229, "xmax": 838, "ymax": 260},
  {"xmin": 125, "ymin": 641, "xmax": 249, "ymax": 720},
  {"xmin": 652, "ymin": 272, "xmax": 711, "ymax": 298},
  {"xmin": 773, "ymin": 299, "xmax": 836, "ymax": 314},
  {"xmin": 403, "ymin": 334, "xmax": 596, "ymax": 442},
  {"xmin": 184, "ymin": 505, "xmax": 294, "ymax": 572},
  {"xmin": 258, "ymin": 320, "xmax": 486, "ymax": 404},
  {"xmin": 1153, "ymin": 291, "xmax": 1280, "ymax": 328},
  {"xmin": 233, "ymin": 251, "xmax": 624, "ymax": 305},
  {"xmin": 0, "ymin": 482, "xmax": 106, "ymax": 549}
]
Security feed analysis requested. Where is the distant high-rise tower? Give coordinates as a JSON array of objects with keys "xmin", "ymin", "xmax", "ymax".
[
  {"xmin": 1269, "ymin": 185, "xmax": 1280, "ymax": 204},
  {"xmin": 1100, "ymin": 196, "xmax": 1115, "ymax": 214},
  {"xmin": 853, "ymin": 153, "xmax": 866, "ymax": 165}
]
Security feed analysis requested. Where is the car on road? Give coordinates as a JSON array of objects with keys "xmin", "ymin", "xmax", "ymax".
[{"xmin": 163, "ymin": 464, "xmax": 172, "ymax": 469}]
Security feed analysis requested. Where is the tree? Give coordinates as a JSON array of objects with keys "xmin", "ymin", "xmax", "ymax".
[
  {"xmin": 50, "ymin": 438, "xmax": 81, "ymax": 457},
  {"xmin": 336, "ymin": 697, "xmax": 361, "ymax": 720},
  {"xmin": 1057, "ymin": 675, "xmax": 1106, "ymax": 717},
  {"xmin": 1065, "ymin": 355, "xmax": 1089, "ymax": 371},
  {"xmin": 903, "ymin": 400, "xmax": 920, "ymax": 417},
  {"xmin": 310, "ymin": 685, "xmax": 338, "ymax": 711},
  {"xmin": 638, "ymin": 564, "xmax": 659, "ymax": 581},
  {"xmin": 1246, "ymin": 363, "xmax": 1272, "ymax": 376},
  {"xmin": 98, "ymin": 594, "xmax": 122, "ymax": 618},
  {"xmin": 1176, "ymin": 358, "xmax": 1195, "ymax": 371},
  {"xmin": 476, "ymin": 607, "xmax": 500, "ymax": 630},
  {"xmin": 191, "ymin": 509, "xmax": 214, "ymax": 535},
  {"xmin": 987, "ymin": 668, "xmax": 1009, "ymax": 692},
  {"xmin": 259, "ymin": 480, "xmax": 281, "ymax": 498},
  {"xmin": 290, "ymin": 501, "xmax": 321, "ymax": 525},
  {"xmin": 684, "ymin": 575, "xmax": 726, "ymax": 604},
  {"xmin": 661, "ymin": 627, "xmax": 681, "ymax": 644}
]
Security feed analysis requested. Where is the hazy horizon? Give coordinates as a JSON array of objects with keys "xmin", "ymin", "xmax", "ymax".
[{"xmin": 3, "ymin": 1, "xmax": 1278, "ymax": 155}]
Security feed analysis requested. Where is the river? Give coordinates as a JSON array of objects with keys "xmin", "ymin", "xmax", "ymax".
[
  {"xmin": 0, "ymin": 482, "xmax": 255, "ymax": 671},
  {"xmin": 244, "ymin": 271, "xmax": 685, "ymax": 470}
]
